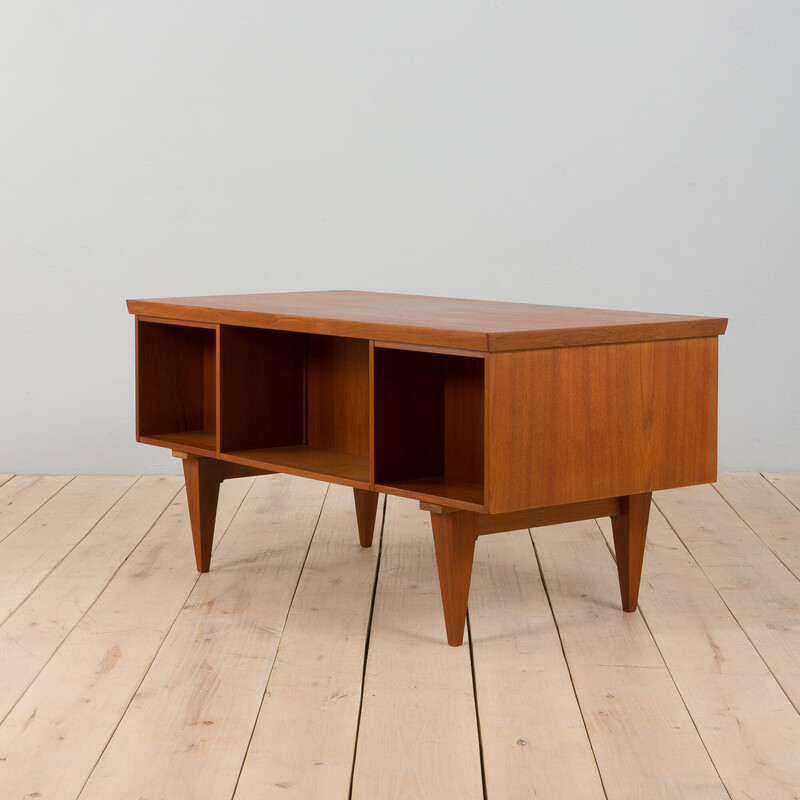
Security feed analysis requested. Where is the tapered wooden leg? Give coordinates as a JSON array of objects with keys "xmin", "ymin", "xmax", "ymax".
[
  {"xmin": 611, "ymin": 492, "xmax": 652, "ymax": 612},
  {"xmin": 182, "ymin": 457, "xmax": 223, "ymax": 573},
  {"xmin": 430, "ymin": 512, "xmax": 477, "ymax": 646},
  {"xmin": 353, "ymin": 488, "xmax": 379, "ymax": 548}
]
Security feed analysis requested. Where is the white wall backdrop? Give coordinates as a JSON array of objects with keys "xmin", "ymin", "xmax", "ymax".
[{"xmin": 1, "ymin": 1, "xmax": 798, "ymax": 475}]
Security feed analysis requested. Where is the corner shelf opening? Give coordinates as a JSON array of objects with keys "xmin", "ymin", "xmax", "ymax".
[
  {"xmin": 136, "ymin": 320, "xmax": 217, "ymax": 454},
  {"xmin": 373, "ymin": 346, "xmax": 485, "ymax": 509}
]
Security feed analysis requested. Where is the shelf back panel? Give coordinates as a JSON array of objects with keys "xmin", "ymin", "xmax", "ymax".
[
  {"xmin": 306, "ymin": 335, "xmax": 370, "ymax": 456},
  {"xmin": 444, "ymin": 357, "xmax": 484, "ymax": 485},
  {"xmin": 374, "ymin": 348, "xmax": 444, "ymax": 483},
  {"xmin": 374, "ymin": 348, "xmax": 484, "ymax": 487},
  {"xmin": 219, "ymin": 326, "xmax": 304, "ymax": 452}
]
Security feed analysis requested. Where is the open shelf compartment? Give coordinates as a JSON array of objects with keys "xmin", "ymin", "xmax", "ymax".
[
  {"xmin": 373, "ymin": 346, "xmax": 486, "ymax": 510},
  {"xmin": 218, "ymin": 326, "xmax": 370, "ymax": 487},
  {"xmin": 136, "ymin": 319, "xmax": 218, "ymax": 454}
]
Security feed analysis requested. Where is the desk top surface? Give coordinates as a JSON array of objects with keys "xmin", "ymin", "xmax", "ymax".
[{"xmin": 127, "ymin": 290, "xmax": 727, "ymax": 351}]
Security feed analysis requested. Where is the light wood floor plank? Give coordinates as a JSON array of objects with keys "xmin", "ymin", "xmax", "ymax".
[
  {"xmin": 0, "ymin": 476, "xmax": 182, "ymax": 722},
  {"xmin": 597, "ymin": 504, "xmax": 800, "ymax": 799},
  {"xmin": 0, "ymin": 474, "xmax": 13, "ymax": 488},
  {"xmin": 715, "ymin": 473, "xmax": 800, "ymax": 580},
  {"xmin": 532, "ymin": 520, "xmax": 730, "ymax": 799},
  {"xmin": 233, "ymin": 485, "xmax": 382, "ymax": 800},
  {"xmin": 0, "ymin": 474, "xmax": 73, "ymax": 544},
  {"xmin": 764, "ymin": 473, "xmax": 800, "ymax": 511},
  {"xmin": 655, "ymin": 484, "xmax": 800, "ymax": 712},
  {"xmin": 351, "ymin": 496, "xmax": 483, "ymax": 800},
  {"xmin": 0, "ymin": 477, "xmax": 252, "ymax": 800},
  {"xmin": 78, "ymin": 474, "xmax": 328, "ymax": 800},
  {"xmin": 468, "ymin": 530, "xmax": 606, "ymax": 800},
  {"xmin": 0, "ymin": 476, "xmax": 136, "ymax": 624}
]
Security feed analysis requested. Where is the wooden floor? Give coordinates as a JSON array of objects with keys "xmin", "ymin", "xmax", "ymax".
[{"xmin": 1, "ymin": 473, "xmax": 800, "ymax": 799}]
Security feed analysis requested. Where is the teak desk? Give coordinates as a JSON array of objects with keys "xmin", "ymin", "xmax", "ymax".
[{"xmin": 127, "ymin": 290, "xmax": 727, "ymax": 646}]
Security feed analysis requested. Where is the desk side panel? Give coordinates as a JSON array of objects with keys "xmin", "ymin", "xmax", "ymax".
[{"xmin": 487, "ymin": 338, "xmax": 718, "ymax": 513}]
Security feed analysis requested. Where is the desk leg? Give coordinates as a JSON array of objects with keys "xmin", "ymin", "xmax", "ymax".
[
  {"xmin": 353, "ymin": 488, "xmax": 379, "ymax": 548},
  {"xmin": 430, "ymin": 511, "xmax": 477, "ymax": 647},
  {"xmin": 181, "ymin": 457, "xmax": 222, "ymax": 573},
  {"xmin": 424, "ymin": 493, "xmax": 650, "ymax": 645},
  {"xmin": 611, "ymin": 492, "xmax": 652, "ymax": 612}
]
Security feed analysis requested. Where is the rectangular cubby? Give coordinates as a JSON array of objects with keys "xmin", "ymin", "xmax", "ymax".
[
  {"xmin": 373, "ymin": 346, "xmax": 485, "ymax": 510},
  {"xmin": 218, "ymin": 326, "xmax": 370, "ymax": 486},
  {"xmin": 136, "ymin": 319, "xmax": 217, "ymax": 453}
]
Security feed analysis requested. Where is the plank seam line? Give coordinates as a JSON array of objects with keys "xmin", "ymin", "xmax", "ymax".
[
  {"xmin": 594, "ymin": 517, "xmax": 734, "ymax": 800},
  {"xmin": 711, "ymin": 479, "xmax": 800, "ymax": 584},
  {"xmin": 762, "ymin": 473, "xmax": 800, "ymax": 515},
  {"xmin": 530, "ymin": 529, "xmax": 610, "ymax": 800},
  {"xmin": 1, "ymin": 476, "xmax": 135, "ymax": 629},
  {"xmin": 652, "ymin": 495, "xmax": 800, "ymax": 718},
  {"xmin": 0, "ymin": 477, "xmax": 182, "ymax": 728},
  {"xmin": 74, "ymin": 475, "xmax": 257, "ymax": 799},
  {"xmin": 0, "ymin": 474, "xmax": 77, "ymax": 546},
  {"xmin": 466, "ymin": 610, "xmax": 488, "ymax": 800},
  {"xmin": 230, "ymin": 482, "xmax": 331, "ymax": 800},
  {"xmin": 348, "ymin": 494, "xmax": 387, "ymax": 800}
]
